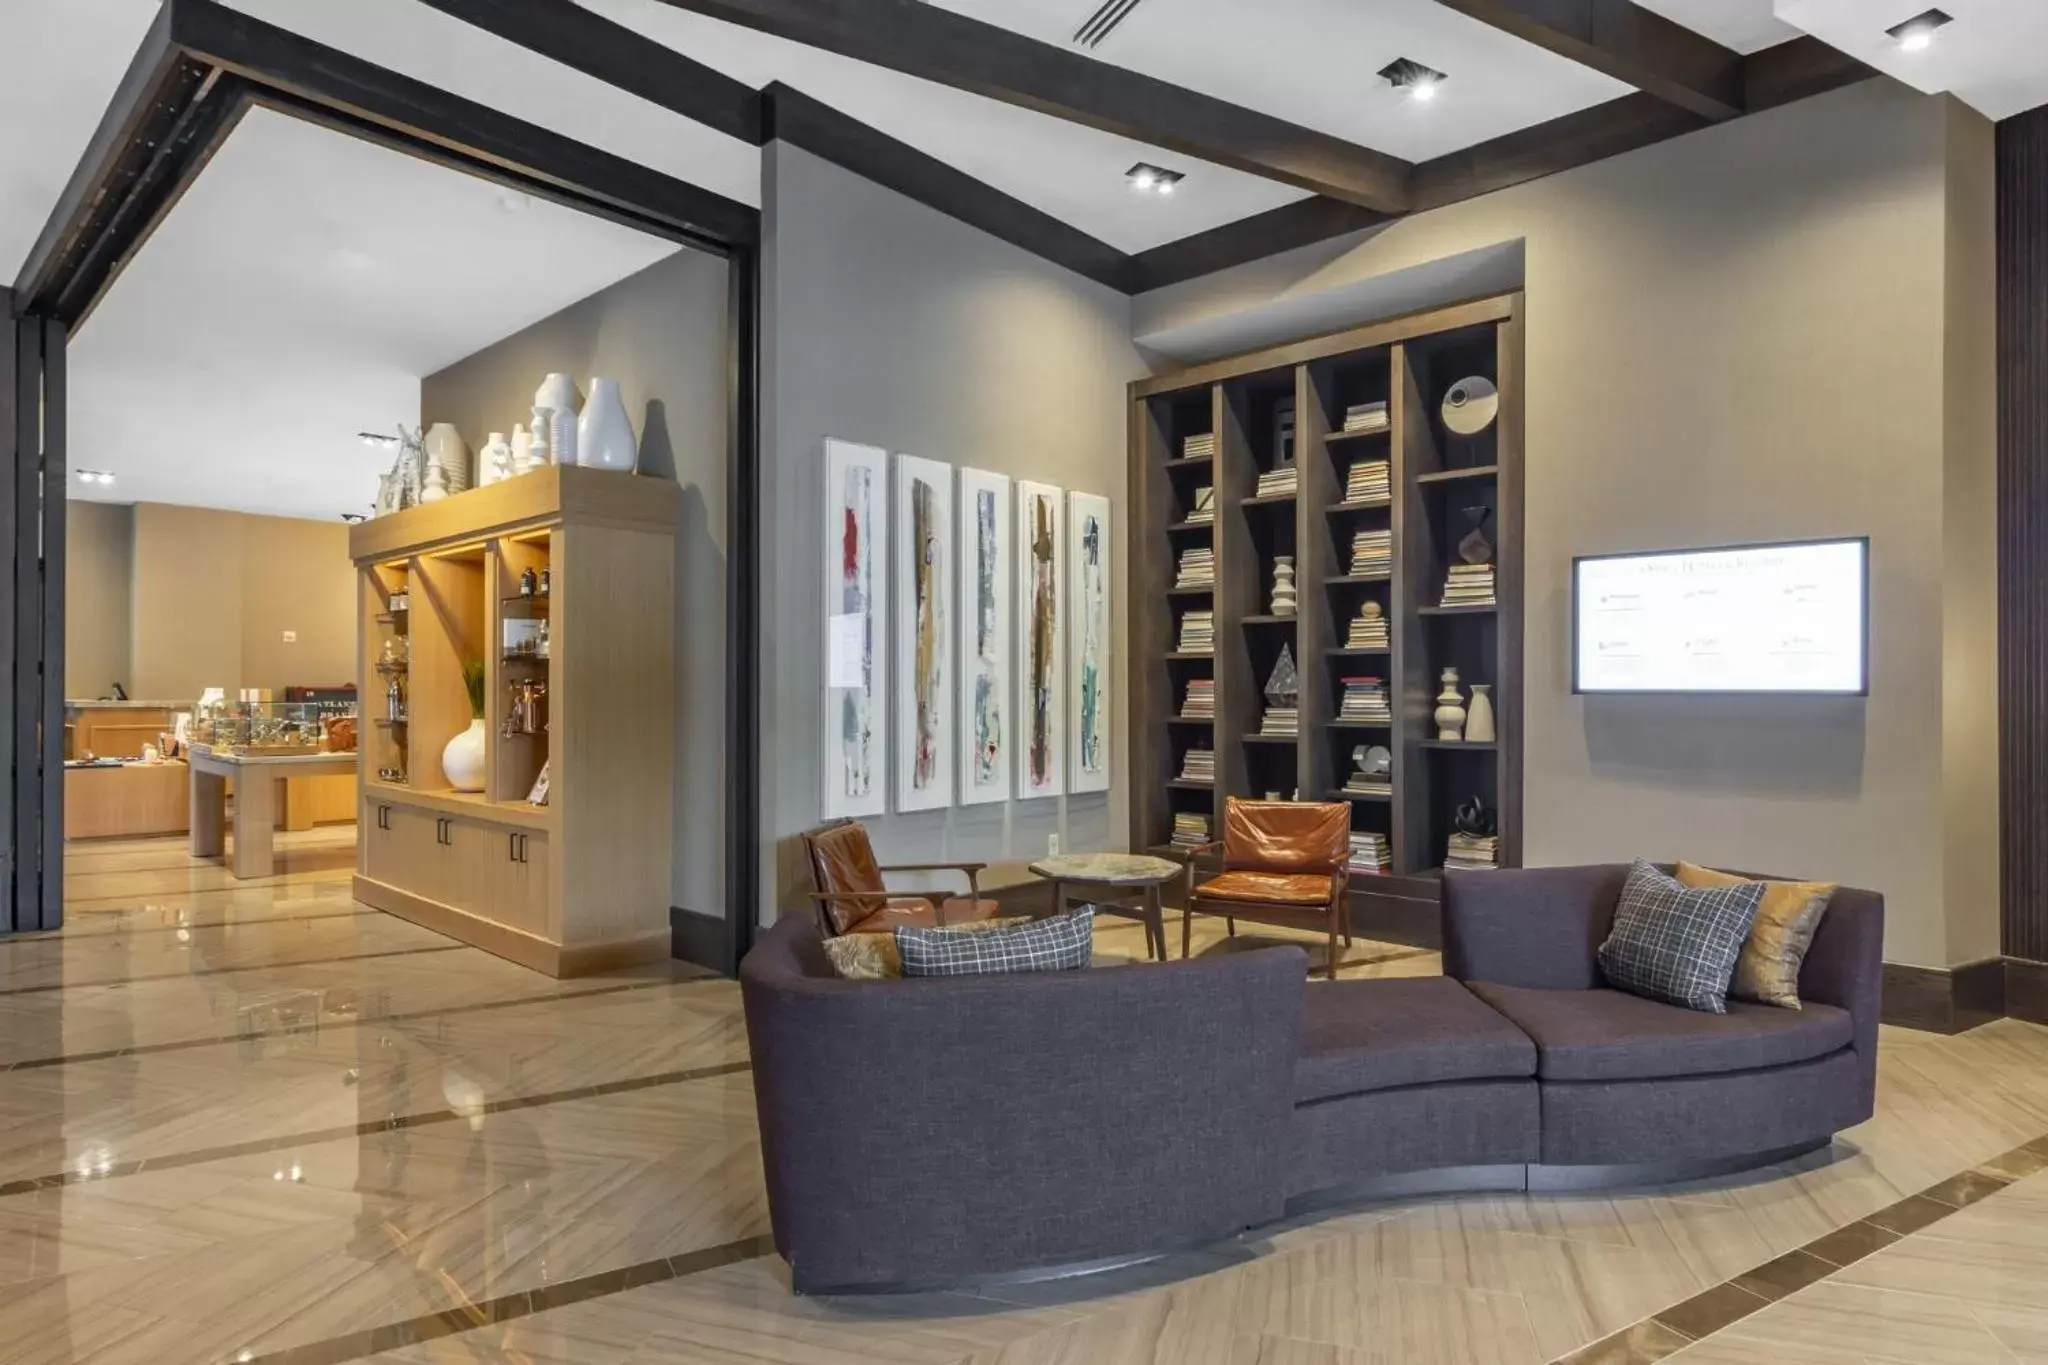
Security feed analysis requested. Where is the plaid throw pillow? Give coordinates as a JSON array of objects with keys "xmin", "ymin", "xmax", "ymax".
[
  {"xmin": 1598, "ymin": 860, "xmax": 1765, "ymax": 1013},
  {"xmin": 897, "ymin": 909, "xmax": 1094, "ymax": 977}
]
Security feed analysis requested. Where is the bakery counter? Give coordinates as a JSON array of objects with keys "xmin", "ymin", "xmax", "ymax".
[
  {"xmin": 65, "ymin": 761, "xmax": 191, "ymax": 839},
  {"xmin": 65, "ymin": 701, "xmax": 182, "ymax": 760}
]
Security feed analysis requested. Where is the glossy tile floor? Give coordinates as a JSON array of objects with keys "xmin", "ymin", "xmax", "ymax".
[{"xmin": 10, "ymin": 832, "xmax": 2048, "ymax": 1364}]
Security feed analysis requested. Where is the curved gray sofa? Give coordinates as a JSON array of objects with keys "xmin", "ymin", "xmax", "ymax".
[{"xmin": 742, "ymin": 863, "xmax": 1883, "ymax": 1293}]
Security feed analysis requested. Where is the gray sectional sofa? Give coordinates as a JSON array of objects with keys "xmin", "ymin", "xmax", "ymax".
[{"xmin": 741, "ymin": 863, "xmax": 1884, "ymax": 1293}]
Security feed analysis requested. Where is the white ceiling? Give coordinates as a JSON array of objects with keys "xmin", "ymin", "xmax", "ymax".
[
  {"xmin": 1631, "ymin": 0, "xmax": 1799, "ymax": 55},
  {"xmin": 1777, "ymin": 0, "xmax": 2048, "ymax": 120},
  {"xmin": 68, "ymin": 106, "xmax": 680, "ymax": 521},
  {"xmin": 921, "ymin": 0, "xmax": 1635, "ymax": 164},
  {"xmin": 0, "ymin": 0, "xmax": 163, "ymax": 283}
]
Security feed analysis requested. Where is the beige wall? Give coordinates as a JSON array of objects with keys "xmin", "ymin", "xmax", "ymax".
[
  {"xmin": 79, "ymin": 502, "xmax": 354, "ymax": 701},
  {"xmin": 1132, "ymin": 81, "xmax": 1996, "ymax": 969},
  {"xmin": 65, "ymin": 501, "xmax": 133, "ymax": 698},
  {"xmin": 420, "ymin": 248, "xmax": 731, "ymax": 920},
  {"xmin": 760, "ymin": 143, "xmax": 1146, "ymax": 923}
]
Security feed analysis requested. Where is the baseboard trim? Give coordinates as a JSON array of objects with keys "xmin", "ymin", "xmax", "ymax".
[
  {"xmin": 2010, "ymin": 956, "xmax": 2048, "ymax": 1024},
  {"xmin": 670, "ymin": 905, "xmax": 728, "ymax": 975},
  {"xmin": 1884, "ymin": 955, "xmax": 2028, "ymax": 1033},
  {"xmin": 353, "ymin": 874, "xmax": 663, "ymax": 979}
]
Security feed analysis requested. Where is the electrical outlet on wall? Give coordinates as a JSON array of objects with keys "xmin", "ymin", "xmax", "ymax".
[
  {"xmin": 282, "ymin": 630, "xmax": 297, "ymax": 643},
  {"xmin": 1048, "ymin": 833, "xmax": 1060, "ymax": 856}
]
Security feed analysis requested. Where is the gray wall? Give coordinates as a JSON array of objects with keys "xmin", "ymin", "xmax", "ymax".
[
  {"xmin": 421, "ymin": 249, "xmax": 731, "ymax": 920},
  {"xmin": 761, "ymin": 142, "xmax": 1146, "ymax": 923},
  {"xmin": 65, "ymin": 501, "xmax": 132, "ymax": 699},
  {"xmin": 1133, "ymin": 82, "xmax": 1997, "ymax": 969}
]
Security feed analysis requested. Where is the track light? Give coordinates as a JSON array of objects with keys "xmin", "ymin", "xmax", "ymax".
[
  {"xmin": 74, "ymin": 469, "xmax": 115, "ymax": 486},
  {"xmin": 1379, "ymin": 57, "xmax": 1447, "ymax": 102},
  {"xmin": 1125, "ymin": 162, "xmax": 1184, "ymax": 195},
  {"xmin": 1886, "ymin": 8, "xmax": 1951, "ymax": 52}
]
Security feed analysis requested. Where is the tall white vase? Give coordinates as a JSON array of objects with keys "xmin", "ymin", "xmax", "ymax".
[
  {"xmin": 1465, "ymin": 684, "xmax": 1496, "ymax": 743},
  {"xmin": 423, "ymin": 423, "xmax": 471, "ymax": 494},
  {"xmin": 442, "ymin": 718, "xmax": 487, "ymax": 792},
  {"xmin": 1270, "ymin": 555, "xmax": 1298, "ymax": 617},
  {"xmin": 576, "ymin": 377, "xmax": 637, "ymax": 472},
  {"xmin": 535, "ymin": 373, "xmax": 579, "ymax": 466},
  {"xmin": 1434, "ymin": 667, "xmax": 1467, "ymax": 742}
]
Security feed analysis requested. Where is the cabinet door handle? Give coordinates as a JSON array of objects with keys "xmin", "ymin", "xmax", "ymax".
[
  {"xmin": 518, "ymin": 834, "xmax": 528, "ymax": 864},
  {"xmin": 508, "ymin": 832, "xmax": 519, "ymax": 863},
  {"xmin": 437, "ymin": 818, "xmax": 449, "ymax": 846}
]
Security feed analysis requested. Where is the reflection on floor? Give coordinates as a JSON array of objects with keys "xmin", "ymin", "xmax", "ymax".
[{"xmin": 6, "ymin": 833, "xmax": 2048, "ymax": 1364}]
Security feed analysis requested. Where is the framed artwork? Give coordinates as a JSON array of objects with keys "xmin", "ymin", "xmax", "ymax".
[
  {"xmin": 1015, "ymin": 480, "xmax": 1065, "ymax": 799},
  {"xmin": 1067, "ymin": 491, "xmax": 1112, "ymax": 794},
  {"xmin": 893, "ymin": 454, "xmax": 955, "ymax": 811},
  {"xmin": 956, "ymin": 468, "xmax": 1012, "ymax": 806},
  {"xmin": 821, "ymin": 439, "xmax": 888, "ymax": 818}
]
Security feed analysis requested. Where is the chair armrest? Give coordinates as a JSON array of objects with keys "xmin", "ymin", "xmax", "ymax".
[
  {"xmin": 878, "ymin": 862, "xmax": 985, "ymax": 897},
  {"xmin": 1442, "ymin": 865, "xmax": 1628, "ymax": 989},
  {"xmin": 809, "ymin": 890, "xmax": 938, "ymax": 907}
]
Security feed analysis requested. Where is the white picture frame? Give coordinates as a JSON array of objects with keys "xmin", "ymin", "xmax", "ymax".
[
  {"xmin": 1067, "ymin": 491, "xmax": 1112, "ymax": 795},
  {"xmin": 1015, "ymin": 480, "xmax": 1066, "ymax": 799},
  {"xmin": 893, "ymin": 453, "xmax": 955, "ymax": 811},
  {"xmin": 821, "ymin": 439, "xmax": 889, "ymax": 818},
  {"xmin": 956, "ymin": 468, "xmax": 1012, "ymax": 806}
]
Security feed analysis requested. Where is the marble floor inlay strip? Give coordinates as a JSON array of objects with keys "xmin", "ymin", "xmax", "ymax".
[
  {"xmin": 2, "ymin": 972, "xmax": 705, "ymax": 1071},
  {"xmin": 0, "ymin": 907, "xmax": 374, "ymax": 946},
  {"xmin": 0, "ymin": 941, "xmax": 468, "ymax": 995},
  {"xmin": 0, "ymin": 1058, "xmax": 754, "ymax": 1200},
  {"xmin": 1553, "ymin": 1130, "xmax": 2048, "ymax": 1364}
]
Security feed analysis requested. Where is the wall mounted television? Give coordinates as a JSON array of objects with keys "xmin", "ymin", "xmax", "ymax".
[{"xmin": 1572, "ymin": 537, "xmax": 1869, "ymax": 696}]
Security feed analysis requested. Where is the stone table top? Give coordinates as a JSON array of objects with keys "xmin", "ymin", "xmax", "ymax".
[{"xmin": 1027, "ymin": 852, "xmax": 1183, "ymax": 885}]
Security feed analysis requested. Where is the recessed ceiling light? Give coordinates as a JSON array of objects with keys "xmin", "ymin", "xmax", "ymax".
[
  {"xmin": 74, "ymin": 469, "xmax": 115, "ymax": 486},
  {"xmin": 1126, "ymin": 162, "xmax": 1184, "ymax": 195},
  {"xmin": 1379, "ymin": 57, "xmax": 1447, "ymax": 102},
  {"xmin": 1886, "ymin": 8, "xmax": 1951, "ymax": 51}
]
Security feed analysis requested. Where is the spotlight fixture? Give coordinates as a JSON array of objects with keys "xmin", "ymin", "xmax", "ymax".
[
  {"xmin": 1886, "ymin": 8, "xmax": 1951, "ymax": 52},
  {"xmin": 74, "ymin": 469, "xmax": 115, "ymax": 486},
  {"xmin": 1126, "ymin": 162, "xmax": 1184, "ymax": 195},
  {"xmin": 1379, "ymin": 57, "xmax": 1447, "ymax": 101},
  {"xmin": 357, "ymin": 430, "xmax": 400, "ymax": 448}
]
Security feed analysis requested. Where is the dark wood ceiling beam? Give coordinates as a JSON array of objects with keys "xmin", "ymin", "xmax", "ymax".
[
  {"xmin": 1436, "ymin": 0, "xmax": 1744, "ymax": 120},
  {"xmin": 644, "ymin": 0, "xmax": 1415, "ymax": 212}
]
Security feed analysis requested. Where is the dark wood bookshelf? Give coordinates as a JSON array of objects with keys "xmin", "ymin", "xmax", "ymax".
[{"xmin": 1130, "ymin": 291, "xmax": 1524, "ymax": 951}]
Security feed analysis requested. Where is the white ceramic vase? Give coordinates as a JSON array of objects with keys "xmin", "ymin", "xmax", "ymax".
[
  {"xmin": 1465, "ymin": 684, "xmax": 1496, "ymax": 743},
  {"xmin": 577, "ymin": 377, "xmax": 637, "ymax": 472},
  {"xmin": 442, "ymin": 718, "xmax": 487, "ymax": 793},
  {"xmin": 1271, "ymin": 555, "xmax": 1298, "ymax": 617},
  {"xmin": 1434, "ymin": 667, "xmax": 1466, "ymax": 741},
  {"xmin": 535, "ymin": 373, "xmax": 579, "ymax": 466},
  {"xmin": 529, "ymin": 407, "xmax": 554, "ymax": 467},
  {"xmin": 422, "ymin": 462, "xmax": 448, "ymax": 503},
  {"xmin": 423, "ymin": 423, "xmax": 471, "ymax": 494},
  {"xmin": 481, "ymin": 432, "xmax": 514, "ymax": 483}
]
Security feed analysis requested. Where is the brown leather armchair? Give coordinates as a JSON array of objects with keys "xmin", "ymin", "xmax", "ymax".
[
  {"xmin": 1184, "ymin": 798, "xmax": 1351, "ymax": 979},
  {"xmin": 800, "ymin": 819, "xmax": 1002, "ymax": 936}
]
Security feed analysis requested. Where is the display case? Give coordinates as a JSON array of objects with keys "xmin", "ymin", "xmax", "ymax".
[{"xmin": 189, "ymin": 699, "xmax": 358, "ymax": 757}]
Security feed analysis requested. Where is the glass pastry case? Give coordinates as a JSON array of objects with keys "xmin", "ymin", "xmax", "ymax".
[{"xmin": 188, "ymin": 698, "xmax": 358, "ymax": 756}]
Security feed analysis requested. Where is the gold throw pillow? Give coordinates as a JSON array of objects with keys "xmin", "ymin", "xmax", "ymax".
[
  {"xmin": 822, "ymin": 916, "xmax": 1030, "ymax": 980},
  {"xmin": 1674, "ymin": 862, "xmax": 1835, "ymax": 1010}
]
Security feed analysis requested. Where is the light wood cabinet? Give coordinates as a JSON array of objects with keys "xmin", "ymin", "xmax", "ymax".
[{"xmin": 349, "ymin": 467, "xmax": 676, "ymax": 977}]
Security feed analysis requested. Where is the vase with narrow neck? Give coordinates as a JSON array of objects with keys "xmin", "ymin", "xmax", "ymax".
[
  {"xmin": 535, "ymin": 373, "xmax": 579, "ymax": 466},
  {"xmin": 1270, "ymin": 555, "xmax": 1297, "ymax": 617},
  {"xmin": 577, "ymin": 377, "xmax": 637, "ymax": 472},
  {"xmin": 1434, "ymin": 667, "xmax": 1466, "ymax": 741},
  {"xmin": 423, "ymin": 423, "xmax": 471, "ymax": 494},
  {"xmin": 1465, "ymin": 684, "xmax": 1495, "ymax": 743},
  {"xmin": 442, "ymin": 718, "xmax": 486, "ymax": 792}
]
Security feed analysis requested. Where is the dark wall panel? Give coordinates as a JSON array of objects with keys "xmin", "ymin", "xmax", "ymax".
[{"xmin": 1999, "ymin": 106, "xmax": 2048, "ymax": 964}]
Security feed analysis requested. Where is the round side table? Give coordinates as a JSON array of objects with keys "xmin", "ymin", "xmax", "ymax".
[{"xmin": 1026, "ymin": 852, "xmax": 1186, "ymax": 962}]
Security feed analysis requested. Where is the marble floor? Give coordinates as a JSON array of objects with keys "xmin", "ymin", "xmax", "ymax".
[{"xmin": 7, "ymin": 833, "xmax": 2048, "ymax": 1365}]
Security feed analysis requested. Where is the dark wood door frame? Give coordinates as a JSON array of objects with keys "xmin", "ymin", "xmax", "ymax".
[{"xmin": 8, "ymin": 0, "xmax": 762, "ymax": 970}]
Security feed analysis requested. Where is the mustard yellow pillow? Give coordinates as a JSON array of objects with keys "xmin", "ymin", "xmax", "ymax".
[
  {"xmin": 822, "ymin": 916, "xmax": 1030, "ymax": 980},
  {"xmin": 1674, "ymin": 862, "xmax": 1834, "ymax": 1010}
]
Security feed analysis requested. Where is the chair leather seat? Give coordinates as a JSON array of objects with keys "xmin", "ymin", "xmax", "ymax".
[
  {"xmin": 846, "ymin": 897, "xmax": 1002, "ymax": 935},
  {"xmin": 1195, "ymin": 871, "xmax": 1334, "ymax": 905}
]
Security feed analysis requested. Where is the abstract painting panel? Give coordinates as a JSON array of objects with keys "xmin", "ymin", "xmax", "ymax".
[
  {"xmin": 956, "ymin": 468, "xmax": 1012, "ymax": 805},
  {"xmin": 1015, "ymin": 480, "xmax": 1065, "ymax": 799},
  {"xmin": 821, "ymin": 440, "xmax": 889, "ymax": 818},
  {"xmin": 1067, "ymin": 491, "xmax": 1112, "ymax": 794},
  {"xmin": 893, "ymin": 454, "xmax": 955, "ymax": 812}
]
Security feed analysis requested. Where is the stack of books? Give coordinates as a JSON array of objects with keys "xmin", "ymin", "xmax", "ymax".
[
  {"xmin": 1343, "ymin": 768, "xmax": 1394, "ymax": 798},
  {"xmin": 1179, "ymin": 748, "xmax": 1215, "ymax": 783},
  {"xmin": 1171, "ymin": 812, "xmax": 1211, "ymax": 849},
  {"xmin": 1349, "ymin": 528, "xmax": 1393, "ymax": 578},
  {"xmin": 1255, "ymin": 465, "xmax": 1298, "ymax": 498},
  {"xmin": 1261, "ymin": 704, "xmax": 1300, "ymax": 737},
  {"xmin": 1187, "ymin": 486, "xmax": 1215, "ymax": 524},
  {"xmin": 1440, "ymin": 563, "xmax": 1496, "ymax": 608},
  {"xmin": 1176, "ymin": 547, "xmax": 1215, "ymax": 589},
  {"xmin": 1338, "ymin": 677, "xmax": 1392, "ymax": 723},
  {"xmin": 1180, "ymin": 678, "xmax": 1215, "ymax": 719},
  {"xmin": 1347, "ymin": 605, "xmax": 1390, "ymax": 650},
  {"xmin": 1344, "ymin": 401, "xmax": 1390, "ymax": 435},
  {"xmin": 1346, "ymin": 460, "xmax": 1392, "ymax": 503},
  {"xmin": 1176, "ymin": 610, "xmax": 1214, "ymax": 654},
  {"xmin": 1445, "ymin": 832, "xmax": 1499, "ymax": 870},
  {"xmin": 1348, "ymin": 831, "xmax": 1392, "ymax": 874},
  {"xmin": 1182, "ymin": 432, "xmax": 1215, "ymax": 461}
]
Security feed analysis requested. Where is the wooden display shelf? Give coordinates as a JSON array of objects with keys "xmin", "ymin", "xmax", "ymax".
[
  {"xmin": 1328, "ymin": 647, "xmax": 1391, "ymax": 657},
  {"xmin": 1325, "ymin": 498, "xmax": 1392, "ymax": 514},
  {"xmin": 361, "ymin": 779, "xmax": 554, "ymax": 830},
  {"xmin": 1416, "ymin": 464, "xmax": 1499, "ymax": 484},
  {"xmin": 1417, "ymin": 739, "xmax": 1497, "ymax": 751},
  {"xmin": 1163, "ymin": 454, "xmax": 1212, "ymax": 470},
  {"xmin": 1417, "ymin": 604, "xmax": 1498, "ymax": 616},
  {"xmin": 1323, "ymin": 428, "xmax": 1390, "ymax": 443},
  {"xmin": 1330, "ymin": 790, "xmax": 1393, "ymax": 804},
  {"xmin": 1324, "ymin": 573, "xmax": 1390, "ymax": 586}
]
